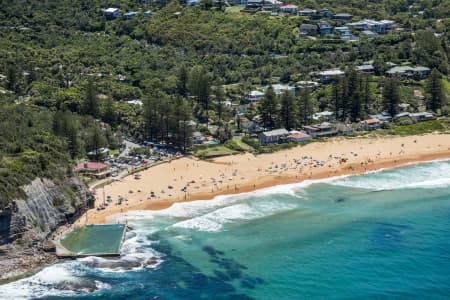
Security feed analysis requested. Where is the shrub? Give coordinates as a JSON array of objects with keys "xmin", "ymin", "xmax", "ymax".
[
  {"xmin": 52, "ymin": 197, "xmax": 64, "ymax": 207},
  {"xmin": 224, "ymin": 139, "xmax": 245, "ymax": 152},
  {"xmin": 241, "ymin": 136, "xmax": 261, "ymax": 151}
]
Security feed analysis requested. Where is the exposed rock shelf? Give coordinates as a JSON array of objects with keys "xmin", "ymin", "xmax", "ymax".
[{"xmin": 0, "ymin": 177, "xmax": 94, "ymax": 282}]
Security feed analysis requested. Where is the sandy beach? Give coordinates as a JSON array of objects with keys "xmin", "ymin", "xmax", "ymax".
[{"xmin": 73, "ymin": 133, "xmax": 450, "ymax": 225}]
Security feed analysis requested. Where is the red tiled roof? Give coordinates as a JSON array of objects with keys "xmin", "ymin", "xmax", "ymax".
[
  {"xmin": 289, "ymin": 132, "xmax": 311, "ymax": 139},
  {"xmin": 281, "ymin": 4, "xmax": 298, "ymax": 8},
  {"xmin": 73, "ymin": 162, "xmax": 109, "ymax": 172},
  {"xmin": 361, "ymin": 118, "xmax": 380, "ymax": 125}
]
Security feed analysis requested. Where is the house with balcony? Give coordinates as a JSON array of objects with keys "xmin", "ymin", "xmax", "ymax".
[
  {"xmin": 317, "ymin": 21, "xmax": 333, "ymax": 36},
  {"xmin": 280, "ymin": 4, "xmax": 298, "ymax": 14}
]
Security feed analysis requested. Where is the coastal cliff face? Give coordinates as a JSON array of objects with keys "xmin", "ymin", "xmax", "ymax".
[
  {"xmin": 0, "ymin": 178, "xmax": 94, "ymax": 245},
  {"xmin": 0, "ymin": 178, "xmax": 94, "ymax": 281}
]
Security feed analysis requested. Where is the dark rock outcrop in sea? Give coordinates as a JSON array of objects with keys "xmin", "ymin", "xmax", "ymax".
[{"xmin": 0, "ymin": 177, "xmax": 94, "ymax": 282}]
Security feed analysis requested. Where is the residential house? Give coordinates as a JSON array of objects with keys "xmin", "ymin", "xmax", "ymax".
[
  {"xmin": 335, "ymin": 123, "xmax": 354, "ymax": 135},
  {"xmin": 361, "ymin": 30, "xmax": 378, "ymax": 39},
  {"xmin": 73, "ymin": 162, "xmax": 112, "ymax": 179},
  {"xmin": 393, "ymin": 112, "xmax": 412, "ymax": 121},
  {"xmin": 245, "ymin": 0, "xmax": 263, "ymax": 9},
  {"xmin": 410, "ymin": 112, "xmax": 435, "ymax": 121},
  {"xmin": 266, "ymin": 84, "xmax": 297, "ymax": 95},
  {"xmin": 104, "ymin": 8, "xmax": 119, "ymax": 19},
  {"xmin": 316, "ymin": 69, "xmax": 345, "ymax": 83},
  {"xmin": 127, "ymin": 99, "xmax": 143, "ymax": 106},
  {"xmin": 317, "ymin": 21, "xmax": 333, "ymax": 36},
  {"xmin": 300, "ymin": 24, "xmax": 318, "ymax": 36},
  {"xmin": 298, "ymin": 8, "xmax": 316, "ymax": 16},
  {"xmin": 393, "ymin": 111, "xmax": 435, "ymax": 122},
  {"xmin": 229, "ymin": 0, "xmax": 245, "ymax": 5},
  {"xmin": 263, "ymin": 0, "xmax": 283, "ymax": 10},
  {"xmin": 302, "ymin": 122, "xmax": 338, "ymax": 138},
  {"xmin": 413, "ymin": 66, "xmax": 431, "ymax": 78},
  {"xmin": 246, "ymin": 90, "xmax": 265, "ymax": 102},
  {"xmin": 280, "ymin": 4, "xmax": 298, "ymax": 14},
  {"xmin": 87, "ymin": 148, "xmax": 109, "ymax": 161},
  {"xmin": 386, "ymin": 66, "xmax": 415, "ymax": 79},
  {"xmin": 313, "ymin": 111, "xmax": 335, "ymax": 121},
  {"xmin": 346, "ymin": 19, "xmax": 396, "ymax": 34},
  {"xmin": 360, "ymin": 118, "xmax": 382, "ymax": 130},
  {"xmin": 192, "ymin": 131, "xmax": 206, "ymax": 145},
  {"xmin": 312, "ymin": 8, "xmax": 332, "ymax": 19},
  {"xmin": 238, "ymin": 116, "xmax": 252, "ymax": 132},
  {"xmin": 398, "ymin": 102, "xmax": 410, "ymax": 112},
  {"xmin": 123, "ymin": 11, "xmax": 139, "ymax": 19},
  {"xmin": 356, "ymin": 64, "xmax": 375, "ymax": 74},
  {"xmin": 288, "ymin": 131, "xmax": 312, "ymax": 143},
  {"xmin": 296, "ymin": 81, "xmax": 319, "ymax": 90},
  {"xmin": 248, "ymin": 122, "xmax": 264, "ymax": 135},
  {"xmin": 341, "ymin": 34, "xmax": 360, "ymax": 42},
  {"xmin": 332, "ymin": 13, "xmax": 353, "ymax": 21},
  {"xmin": 334, "ymin": 26, "xmax": 352, "ymax": 35},
  {"xmin": 369, "ymin": 112, "xmax": 392, "ymax": 122},
  {"xmin": 186, "ymin": 0, "xmax": 199, "ymax": 6},
  {"xmin": 259, "ymin": 128, "xmax": 289, "ymax": 145},
  {"xmin": 386, "ymin": 66, "xmax": 430, "ymax": 79}
]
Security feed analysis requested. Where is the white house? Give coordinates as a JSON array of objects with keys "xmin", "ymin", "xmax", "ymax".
[
  {"xmin": 105, "ymin": 8, "xmax": 119, "ymax": 19},
  {"xmin": 313, "ymin": 111, "xmax": 335, "ymax": 121},
  {"xmin": 246, "ymin": 90, "xmax": 265, "ymax": 102},
  {"xmin": 317, "ymin": 69, "xmax": 345, "ymax": 83},
  {"xmin": 266, "ymin": 84, "xmax": 297, "ymax": 95}
]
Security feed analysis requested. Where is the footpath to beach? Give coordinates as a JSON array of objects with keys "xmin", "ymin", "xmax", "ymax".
[{"xmin": 72, "ymin": 133, "xmax": 450, "ymax": 225}]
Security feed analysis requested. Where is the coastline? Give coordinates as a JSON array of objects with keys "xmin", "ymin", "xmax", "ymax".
[{"xmin": 67, "ymin": 133, "xmax": 450, "ymax": 226}]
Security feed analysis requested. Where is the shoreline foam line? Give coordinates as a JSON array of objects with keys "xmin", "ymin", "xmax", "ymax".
[
  {"xmin": 65, "ymin": 134, "xmax": 450, "ymax": 226},
  {"xmin": 108, "ymin": 158, "xmax": 450, "ymax": 226}
]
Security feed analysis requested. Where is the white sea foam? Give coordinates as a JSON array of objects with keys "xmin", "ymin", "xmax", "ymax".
[
  {"xmin": 0, "ymin": 262, "xmax": 110, "ymax": 299},
  {"xmin": 171, "ymin": 201, "xmax": 298, "ymax": 232},
  {"xmin": 78, "ymin": 227, "xmax": 164, "ymax": 272},
  {"xmin": 330, "ymin": 160, "xmax": 450, "ymax": 191},
  {"xmin": 0, "ymin": 226, "xmax": 161, "ymax": 299},
  {"xmin": 115, "ymin": 177, "xmax": 339, "ymax": 224}
]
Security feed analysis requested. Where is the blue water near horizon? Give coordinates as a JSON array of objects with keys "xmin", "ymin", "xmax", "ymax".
[{"xmin": 1, "ymin": 160, "xmax": 450, "ymax": 299}]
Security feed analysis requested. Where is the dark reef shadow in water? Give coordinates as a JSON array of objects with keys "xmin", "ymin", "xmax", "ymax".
[
  {"xmin": 369, "ymin": 222, "xmax": 413, "ymax": 250},
  {"xmin": 202, "ymin": 245, "xmax": 265, "ymax": 290},
  {"xmin": 41, "ymin": 233, "xmax": 259, "ymax": 300}
]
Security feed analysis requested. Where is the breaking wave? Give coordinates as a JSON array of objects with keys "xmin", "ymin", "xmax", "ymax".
[
  {"xmin": 0, "ymin": 227, "xmax": 162, "ymax": 299},
  {"xmin": 330, "ymin": 160, "xmax": 450, "ymax": 191}
]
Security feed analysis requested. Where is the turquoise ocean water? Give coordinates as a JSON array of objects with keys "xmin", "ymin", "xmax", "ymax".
[{"xmin": 1, "ymin": 160, "xmax": 450, "ymax": 299}]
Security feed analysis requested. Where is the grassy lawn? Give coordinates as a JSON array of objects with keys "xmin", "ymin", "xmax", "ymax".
[
  {"xmin": 191, "ymin": 145, "xmax": 238, "ymax": 158},
  {"xmin": 109, "ymin": 149, "xmax": 120, "ymax": 156},
  {"xmin": 225, "ymin": 136, "xmax": 255, "ymax": 151},
  {"xmin": 225, "ymin": 6, "xmax": 245, "ymax": 14},
  {"xmin": 385, "ymin": 119, "xmax": 448, "ymax": 136}
]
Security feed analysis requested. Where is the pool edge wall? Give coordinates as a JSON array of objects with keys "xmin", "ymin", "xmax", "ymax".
[{"xmin": 56, "ymin": 224, "xmax": 127, "ymax": 258}]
